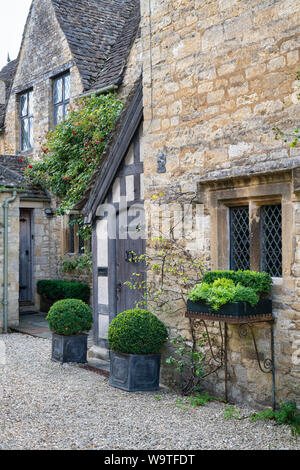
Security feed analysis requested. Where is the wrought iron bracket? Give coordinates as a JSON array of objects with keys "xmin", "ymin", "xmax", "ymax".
[{"xmin": 185, "ymin": 312, "xmax": 276, "ymax": 409}]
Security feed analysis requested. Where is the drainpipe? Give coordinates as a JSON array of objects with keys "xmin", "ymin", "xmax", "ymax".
[{"xmin": 2, "ymin": 190, "xmax": 17, "ymax": 333}]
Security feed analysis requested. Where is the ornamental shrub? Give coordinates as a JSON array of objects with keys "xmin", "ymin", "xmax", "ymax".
[
  {"xmin": 37, "ymin": 280, "xmax": 90, "ymax": 304},
  {"xmin": 46, "ymin": 299, "xmax": 93, "ymax": 336},
  {"xmin": 201, "ymin": 270, "xmax": 272, "ymax": 294},
  {"xmin": 108, "ymin": 308, "xmax": 168, "ymax": 355}
]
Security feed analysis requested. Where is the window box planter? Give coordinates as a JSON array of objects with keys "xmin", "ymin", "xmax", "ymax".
[
  {"xmin": 109, "ymin": 351, "xmax": 161, "ymax": 392},
  {"xmin": 186, "ymin": 298, "xmax": 272, "ymax": 318},
  {"xmin": 51, "ymin": 333, "xmax": 88, "ymax": 364}
]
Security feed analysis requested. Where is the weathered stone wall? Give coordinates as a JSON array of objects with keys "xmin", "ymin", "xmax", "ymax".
[
  {"xmin": 0, "ymin": 0, "xmax": 83, "ymax": 157},
  {"xmin": 141, "ymin": 0, "xmax": 300, "ymax": 407},
  {"xmin": 0, "ymin": 193, "xmax": 20, "ymax": 330}
]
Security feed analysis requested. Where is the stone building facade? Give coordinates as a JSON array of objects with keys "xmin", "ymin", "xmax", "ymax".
[
  {"xmin": 0, "ymin": 0, "xmax": 142, "ymax": 329},
  {"xmin": 1, "ymin": 0, "xmax": 299, "ymax": 408},
  {"xmin": 138, "ymin": 0, "xmax": 300, "ymax": 406}
]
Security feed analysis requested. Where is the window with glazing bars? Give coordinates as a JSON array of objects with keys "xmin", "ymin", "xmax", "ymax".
[
  {"xmin": 230, "ymin": 206, "xmax": 250, "ymax": 271},
  {"xmin": 53, "ymin": 73, "xmax": 70, "ymax": 126},
  {"xmin": 261, "ymin": 204, "xmax": 282, "ymax": 277},
  {"xmin": 229, "ymin": 204, "xmax": 282, "ymax": 277},
  {"xmin": 20, "ymin": 90, "xmax": 33, "ymax": 151}
]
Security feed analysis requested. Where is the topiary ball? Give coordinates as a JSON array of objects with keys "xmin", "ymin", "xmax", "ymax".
[
  {"xmin": 46, "ymin": 299, "xmax": 93, "ymax": 336},
  {"xmin": 108, "ymin": 308, "xmax": 168, "ymax": 355}
]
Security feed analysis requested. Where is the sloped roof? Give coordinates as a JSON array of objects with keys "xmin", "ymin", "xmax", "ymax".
[
  {"xmin": 0, "ymin": 155, "xmax": 50, "ymax": 199},
  {"xmin": 51, "ymin": 0, "xmax": 140, "ymax": 91},
  {"xmin": 0, "ymin": 60, "xmax": 18, "ymax": 128},
  {"xmin": 78, "ymin": 78, "xmax": 143, "ymax": 220}
]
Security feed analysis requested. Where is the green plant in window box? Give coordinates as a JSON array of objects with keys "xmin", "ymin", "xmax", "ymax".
[{"xmin": 187, "ymin": 270, "xmax": 272, "ymax": 317}]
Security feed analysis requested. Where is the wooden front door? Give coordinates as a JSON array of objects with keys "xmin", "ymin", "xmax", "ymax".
[
  {"xmin": 19, "ymin": 209, "xmax": 33, "ymax": 303},
  {"xmin": 116, "ymin": 208, "xmax": 146, "ymax": 314}
]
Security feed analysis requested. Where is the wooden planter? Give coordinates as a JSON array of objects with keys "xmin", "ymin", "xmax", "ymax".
[{"xmin": 186, "ymin": 298, "xmax": 272, "ymax": 319}]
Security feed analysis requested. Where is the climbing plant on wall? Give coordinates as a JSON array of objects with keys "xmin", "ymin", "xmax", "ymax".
[{"xmin": 25, "ymin": 93, "xmax": 123, "ymax": 215}]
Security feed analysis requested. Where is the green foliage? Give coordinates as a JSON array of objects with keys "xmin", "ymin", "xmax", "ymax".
[
  {"xmin": 189, "ymin": 278, "xmax": 259, "ymax": 311},
  {"xmin": 37, "ymin": 279, "xmax": 90, "ymax": 304},
  {"xmin": 69, "ymin": 215, "xmax": 92, "ymax": 241},
  {"xmin": 61, "ymin": 253, "xmax": 92, "ymax": 273},
  {"xmin": 166, "ymin": 333, "xmax": 210, "ymax": 394},
  {"xmin": 108, "ymin": 308, "xmax": 168, "ymax": 355},
  {"xmin": 201, "ymin": 270, "xmax": 272, "ymax": 294},
  {"xmin": 223, "ymin": 405, "xmax": 242, "ymax": 420},
  {"xmin": 188, "ymin": 392, "xmax": 215, "ymax": 407},
  {"xmin": 46, "ymin": 298, "xmax": 93, "ymax": 336},
  {"xmin": 25, "ymin": 93, "xmax": 123, "ymax": 214},
  {"xmin": 250, "ymin": 401, "xmax": 300, "ymax": 439}
]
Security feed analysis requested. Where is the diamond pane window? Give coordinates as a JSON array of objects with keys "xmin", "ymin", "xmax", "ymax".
[
  {"xmin": 230, "ymin": 206, "xmax": 250, "ymax": 271},
  {"xmin": 53, "ymin": 72, "xmax": 70, "ymax": 126},
  {"xmin": 261, "ymin": 204, "xmax": 282, "ymax": 277},
  {"xmin": 20, "ymin": 90, "xmax": 33, "ymax": 151},
  {"xmin": 53, "ymin": 77, "xmax": 63, "ymax": 104}
]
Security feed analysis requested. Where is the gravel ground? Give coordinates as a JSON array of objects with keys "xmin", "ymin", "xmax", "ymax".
[{"xmin": 0, "ymin": 333, "xmax": 299, "ymax": 450}]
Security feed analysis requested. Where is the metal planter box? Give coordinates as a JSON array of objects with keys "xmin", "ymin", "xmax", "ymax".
[
  {"xmin": 51, "ymin": 333, "xmax": 88, "ymax": 363},
  {"xmin": 186, "ymin": 298, "xmax": 272, "ymax": 318},
  {"xmin": 109, "ymin": 351, "xmax": 161, "ymax": 392}
]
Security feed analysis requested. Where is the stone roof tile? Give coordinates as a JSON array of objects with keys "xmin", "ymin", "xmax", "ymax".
[
  {"xmin": 51, "ymin": 0, "xmax": 140, "ymax": 91},
  {"xmin": 0, "ymin": 154, "xmax": 49, "ymax": 199}
]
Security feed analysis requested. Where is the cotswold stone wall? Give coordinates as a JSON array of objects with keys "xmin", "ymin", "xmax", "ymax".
[
  {"xmin": 141, "ymin": 0, "xmax": 300, "ymax": 406},
  {"xmin": 0, "ymin": 193, "xmax": 20, "ymax": 330}
]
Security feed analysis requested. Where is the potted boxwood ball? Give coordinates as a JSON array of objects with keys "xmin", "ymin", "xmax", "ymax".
[
  {"xmin": 108, "ymin": 308, "xmax": 168, "ymax": 392},
  {"xmin": 46, "ymin": 298, "xmax": 93, "ymax": 363}
]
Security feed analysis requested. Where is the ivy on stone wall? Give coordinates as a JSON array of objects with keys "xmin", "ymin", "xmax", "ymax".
[{"xmin": 25, "ymin": 93, "xmax": 123, "ymax": 214}]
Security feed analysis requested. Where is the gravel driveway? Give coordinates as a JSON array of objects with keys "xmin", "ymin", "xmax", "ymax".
[{"xmin": 0, "ymin": 333, "xmax": 299, "ymax": 450}]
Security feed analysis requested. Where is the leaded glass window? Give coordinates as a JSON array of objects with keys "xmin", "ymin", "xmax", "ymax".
[
  {"xmin": 261, "ymin": 204, "xmax": 282, "ymax": 277},
  {"xmin": 53, "ymin": 73, "xmax": 70, "ymax": 126},
  {"xmin": 20, "ymin": 90, "xmax": 33, "ymax": 151},
  {"xmin": 230, "ymin": 206, "xmax": 250, "ymax": 271}
]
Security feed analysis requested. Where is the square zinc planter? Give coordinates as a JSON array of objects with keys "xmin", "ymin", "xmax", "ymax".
[
  {"xmin": 51, "ymin": 333, "xmax": 88, "ymax": 364},
  {"xmin": 186, "ymin": 298, "xmax": 272, "ymax": 317},
  {"xmin": 109, "ymin": 351, "xmax": 161, "ymax": 392}
]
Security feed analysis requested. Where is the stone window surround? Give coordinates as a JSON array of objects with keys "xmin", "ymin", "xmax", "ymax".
[
  {"xmin": 19, "ymin": 88, "xmax": 33, "ymax": 153},
  {"xmin": 199, "ymin": 171, "xmax": 294, "ymax": 291},
  {"xmin": 52, "ymin": 71, "xmax": 70, "ymax": 128},
  {"xmin": 11, "ymin": 61, "xmax": 75, "ymax": 154}
]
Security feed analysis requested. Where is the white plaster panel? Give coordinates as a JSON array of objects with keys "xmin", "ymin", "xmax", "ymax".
[
  {"xmin": 96, "ymin": 219, "xmax": 108, "ymax": 266},
  {"xmin": 98, "ymin": 276, "xmax": 108, "ymax": 305}
]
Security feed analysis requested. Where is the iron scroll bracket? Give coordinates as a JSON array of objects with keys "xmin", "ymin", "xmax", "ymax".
[{"xmin": 185, "ymin": 312, "xmax": 276, "ymax": 410}]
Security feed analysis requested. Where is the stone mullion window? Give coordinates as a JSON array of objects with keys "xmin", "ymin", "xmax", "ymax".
[
  {"xmin": 53, "ymin": 73, "xmax": 70, "ymax": 127},
  {"xmin": 20, "ymin": 89, "xmax": 33, "ymax": 152}
]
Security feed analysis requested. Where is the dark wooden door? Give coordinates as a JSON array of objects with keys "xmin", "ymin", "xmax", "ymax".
[
  {"xmin": 116, "ymin": 208, "xmax": 145, "ymax": 315},
  {"xmin": 19, "ymin": 209, "xmax": 33, "ymax": 303}
]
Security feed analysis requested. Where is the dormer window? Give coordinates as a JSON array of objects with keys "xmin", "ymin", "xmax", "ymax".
[
  {"xmin": 20, "ymin": 89, "xmax": 33, "ymax": 152},
  {"xmin": 53, "ymin": 72, "xmax": 70, "ymax": 126}
]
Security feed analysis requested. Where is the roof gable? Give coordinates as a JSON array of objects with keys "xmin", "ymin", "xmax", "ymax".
[
  {"xmin": 0, "ymin": 60, "xmax": 18, "ymax": 128},
  {"xmin": 51, "ymin": 0, "xmax": 140, "ymax": 91}
]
